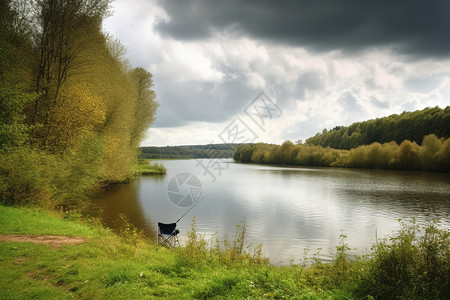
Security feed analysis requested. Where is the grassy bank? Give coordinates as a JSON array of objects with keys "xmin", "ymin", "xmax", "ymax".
[
  {"xmin": 1, "ymin": 205, "xmax": 448, "ymax": 299},
  {"xmin": 134, "ymin": 160, "xmax": 167, "ymax": 175}
]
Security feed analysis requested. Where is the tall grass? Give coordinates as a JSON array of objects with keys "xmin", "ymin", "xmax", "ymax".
[
  {"xmin": 175, "ymin": 218, "xmax": 267, "ymax": 268},
  {"xmin": 176, "ymin": 218, "xmax": 449, "ymax": 299}
]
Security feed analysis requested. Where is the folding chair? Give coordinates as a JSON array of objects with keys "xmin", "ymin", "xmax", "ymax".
[{"xmin": 157, "ymin": 222, "xmax": 180, "ymax": 247}]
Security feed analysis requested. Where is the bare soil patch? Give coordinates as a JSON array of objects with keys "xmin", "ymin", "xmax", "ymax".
[{"xmin": 0, "ymin": 234, "xmax": 87, "ymax": 248}]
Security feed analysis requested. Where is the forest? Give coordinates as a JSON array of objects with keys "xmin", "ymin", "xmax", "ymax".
[
  {"xmin": 0, "ymin": 0, "xmax": 158, "ymax": 207},
  {"xmin": 306, "ymin": 106, "xmax": 450, "ymax": 149},
  {"xmin": 139, "ymin": 144, "xmax": 238, "ymax": 159},
  {"xmin": 234, "ymin": 108, "xmax": 450, "ymax": 173}
]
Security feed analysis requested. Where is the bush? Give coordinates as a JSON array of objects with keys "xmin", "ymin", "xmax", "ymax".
[
  {"xmin": 0, "ymin": 135, "xmax": 104, "ymax": 208},
  {"xmin": 0, "ymin": 148, "xmax": 54, "ymax": 207},
  {"xmin": 362, "ymin": 220, "xmax": 450, "ymax": 299}
]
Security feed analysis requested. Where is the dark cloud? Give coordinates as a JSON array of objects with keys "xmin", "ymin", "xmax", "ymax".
[
  {"xmin": 156, "ymin": 0, "xmax": 450, "ymax": 57},
  {"xmin": 370, "ymin": 96, "xmax": 390, "ymax": 109},
  {"xmin": 338, "ymin": 89, "xmax": 359, "ymax": 109},
  {"xmin": 404, "ymin": 74, "xmax": 447, "ymax": 94},
  {"xmin": 337, "ymin": 89, "xmax": 368, "ymax": 121},
  {"xmin": 152, "ymin": 69, "xmax": 327, "ymax": 128},
  {"xmin": 269, "ymin": 71, "xmax": 326, "ymax": 111},
  {"xmin": 152, "ymin": 76, "xmax": 257, "ymax": 127}
]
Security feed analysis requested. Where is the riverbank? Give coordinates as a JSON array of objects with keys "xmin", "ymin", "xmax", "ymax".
[{"xmin": 1, "ymin": 205, "xmax": 448, "ymax": 299}]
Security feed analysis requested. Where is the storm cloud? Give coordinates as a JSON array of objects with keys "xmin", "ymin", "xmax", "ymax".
[{"xmin": 156, "ymin": 0, "xmax": 450, "ymax": 57}]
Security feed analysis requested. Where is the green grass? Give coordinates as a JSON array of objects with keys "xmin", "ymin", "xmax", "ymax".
[
  {"xmin": 134, "ymin": 160, "xmax": 167, "ymax": 175},
  {"xmin": 1, "ymin": 205, "xmax": 448, "ymax": 299},
  {"xmin": 0, "ymin": 206, "xmax": 104, "ymax": 237}
]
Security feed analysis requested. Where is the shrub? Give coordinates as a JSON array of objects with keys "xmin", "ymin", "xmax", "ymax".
[
  {"xmin": 362, "ymin": 220, "xmax": 450, "ymax": 299},
  {"xmin": 0, "ymin": 148, "xmax": 55, "ymax": 207},
  {"xmin": 0, "ymin": 135, "xmax": 104, "ymax": 208}
]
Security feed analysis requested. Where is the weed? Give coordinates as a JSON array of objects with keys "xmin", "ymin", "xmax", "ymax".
[{"xmin": 334, "ymin": 234, "xmax": 351, "ymax": 274}]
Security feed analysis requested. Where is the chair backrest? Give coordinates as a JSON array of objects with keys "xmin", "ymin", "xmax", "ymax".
[{"xmin": 158, "ymin": 222, "xmax": 177, "ymax": 235}]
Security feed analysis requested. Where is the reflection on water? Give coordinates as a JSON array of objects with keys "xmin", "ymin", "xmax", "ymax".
[
  {"xmin": 90, "ymin": 182, "xmax": 157, "ymax": 238},
  {"xmin": 90, "ymin": 159, "xmax": 450, "ymax": 265}
]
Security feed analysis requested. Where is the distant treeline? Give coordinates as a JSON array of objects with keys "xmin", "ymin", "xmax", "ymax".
[
  {"xmin": 139, "ymin": 144, "xmax": 240, "ymax": 159},
  {"xmin": 234, "ymin": 134, "xmax": 450, "ymax": 172},
  {"xmin": 306, "ymin": 106, "xmax": 450, "ymax": 149}
]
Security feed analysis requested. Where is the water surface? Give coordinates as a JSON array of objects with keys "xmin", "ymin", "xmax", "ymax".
[{"xmin": 91, "ymin": 159, "xmax": 450, "ymax": 264}]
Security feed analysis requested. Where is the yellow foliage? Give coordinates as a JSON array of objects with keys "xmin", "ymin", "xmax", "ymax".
[
  {"xmin": 397, "ymin": 140, "xmax": 420, "ymax": 170},
  {"xmin": 45, "ymin": 85, "xmax": 106, "ymax": 151},
  {"xmin": 102, "ymin": 136, "xmax": 135, "ymax": 182},
  {"xmin": 235, "ymin": 134, "xmax": 450, "ymax": 172},
  {"xmin": 435, "ymin": 138, "xmax": 450, "ymax": 170}
]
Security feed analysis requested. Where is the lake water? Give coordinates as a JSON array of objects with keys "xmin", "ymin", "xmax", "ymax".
[{"xmin": 90, "ymin": 159, "xmax": 450, "ymax": 264}]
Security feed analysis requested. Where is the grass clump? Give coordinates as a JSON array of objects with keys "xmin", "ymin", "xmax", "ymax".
[{"xmin": 134, "ymin": 159, "xmax": 167, "ymax": 175}]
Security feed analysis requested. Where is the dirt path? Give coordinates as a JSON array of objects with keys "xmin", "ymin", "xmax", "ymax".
[{"xmin": 0, "ymin": 234, "xmax": 88, "ymax": 248}]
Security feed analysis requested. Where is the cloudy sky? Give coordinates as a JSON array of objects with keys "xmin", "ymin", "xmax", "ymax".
[{"xmin": 103, "ymin": 0, "xmax": 450, "ymax": 146}]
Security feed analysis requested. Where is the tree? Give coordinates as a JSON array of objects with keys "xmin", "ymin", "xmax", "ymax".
[
  {"xmin": 279, "ymin": 140, "xmax": 294, "ymax": 164},
  {"xmin": 233, "ymin": 135, "xmax": 450, "ymax": 172},
  {"xmin": 42, "ymin": 84, "xmax": 106, "ymax": 151},
  {"xmin": 305, "ymin": 107, "xmax": 450, "ymax": 149},
  {"xmin": 0, "ymin": 0, "xmax": 35, "ymax": 151},
  {"xmin": 28, "ymin": 0, "xmax": 110, "ymax": 150},
  {"xmin": 435, "ymin": 138, "xmax": 450, "ymax": 172},
  {"xmin": 129, "ymin": 68, "xmax": 158, "ymax": 149}
]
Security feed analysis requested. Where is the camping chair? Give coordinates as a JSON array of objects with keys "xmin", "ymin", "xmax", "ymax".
[{"xmin": 157, "ymin": 222, "xmax": 180, "ymax": 247}]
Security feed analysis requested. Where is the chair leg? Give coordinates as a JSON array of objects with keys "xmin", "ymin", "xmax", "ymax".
[
  {"xmin": 158, "ymin": 234, "xmax": 177, "ymax": 248},
  {"xmin": 162, "ymin": 237, "xmax": 170, "ymax": 247},
  {"xmin": 158, "ymin": 235, "xmax": 170, "ymax": 247}
]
